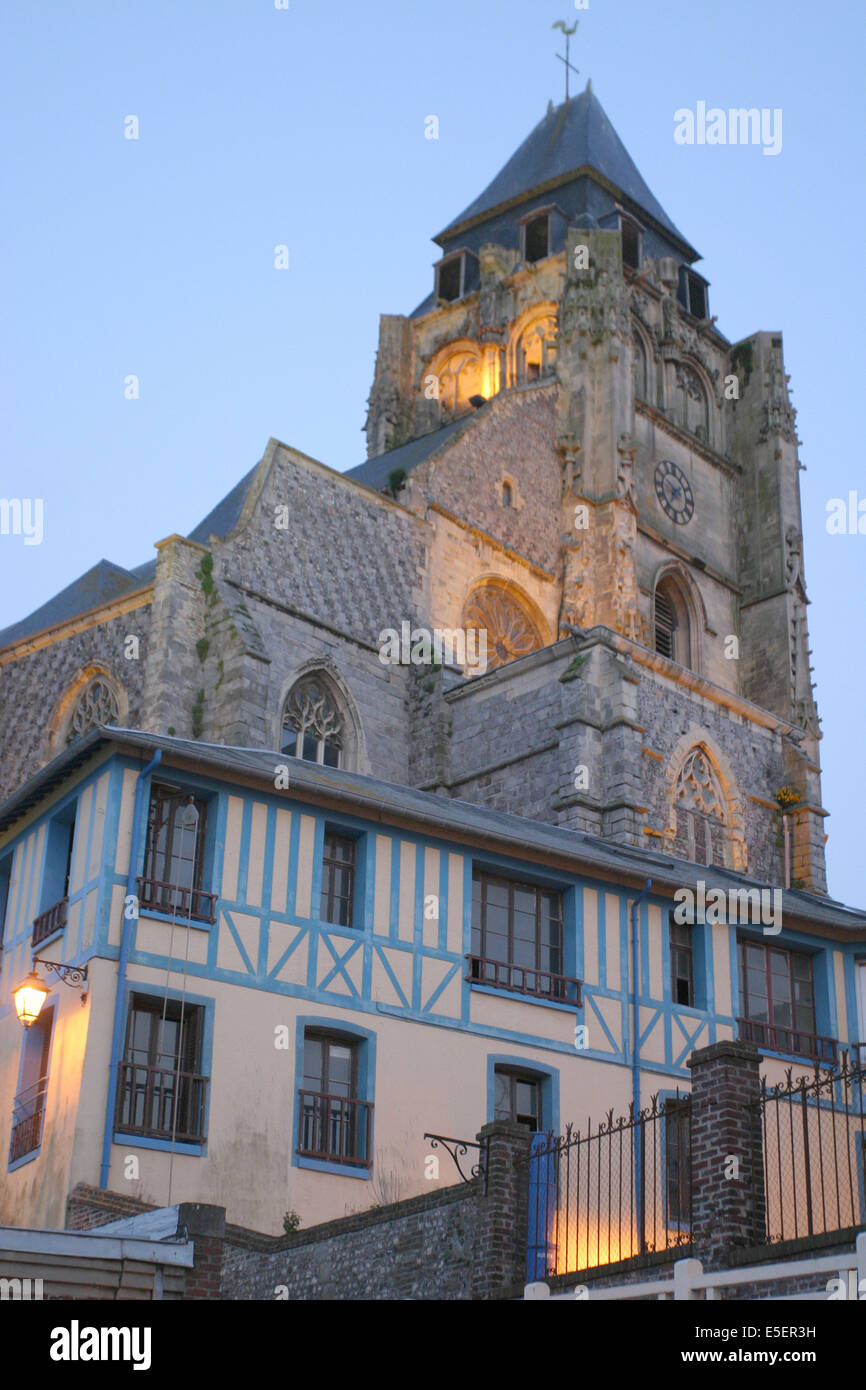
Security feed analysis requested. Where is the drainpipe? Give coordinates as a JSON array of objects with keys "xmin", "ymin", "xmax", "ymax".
[
  {"xmin": 631, "ymin": 878, "xmax": 652, "ymax": 1250},
  {"xmin": 99, "ymin": 750, "xmax": 162, "ymax": 1188}
]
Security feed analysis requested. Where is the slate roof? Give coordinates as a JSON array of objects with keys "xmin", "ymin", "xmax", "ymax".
[
  {"xmin": 437, "ymin": 87, "xmax": 695, "ymax": 255},
  {"xmin": 0, "ymin": 560, "xmax": 151, "ymax": 649},
  {"xmin": 0, "ymin": 465, "xmax": 260, "ymax": 649},
  {"xmin": 344, "ymin": 414, "xmax": 479, "ymax": 492},
  {"xmin": 3, "ymin": 725, "xmax": 865, "ymax": 936}
]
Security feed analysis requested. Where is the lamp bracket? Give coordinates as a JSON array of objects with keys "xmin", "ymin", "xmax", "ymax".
[{"xmin": 33, "ymin": 957, "xmax": 89, "ymax": 989}]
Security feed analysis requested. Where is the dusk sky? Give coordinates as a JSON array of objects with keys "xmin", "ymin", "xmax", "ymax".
[{"xmin": 2, "ymin": 0, "xmax": 864, "ymax": 904}]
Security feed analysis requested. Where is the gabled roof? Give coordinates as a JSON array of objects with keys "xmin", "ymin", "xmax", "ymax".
[
  {"xmin": 0, "ymin": 464, "xmax": 261, "ymax": 650},
  {"xmin": 2, "ymin": 725, "xmax": 865, "ymax": 936},
  {"xmin": 186, "ymin": 464, "xmax": 258, "ymax": 545},
  {"xmin": 344, "ymin": 413, "xmax": 478, "ymax": 492},
  {"xmin": 0, "ymin": 559, "xmax": 150, "ymax": 648},
  {"xmin": 437, "ymin": 86, "xmax": 696, "ymax": 256}
]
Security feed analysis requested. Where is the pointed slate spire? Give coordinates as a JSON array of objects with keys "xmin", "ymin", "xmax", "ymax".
[{"xmin": 436, "ymin": 85, "xmax": 696, "ymax": 258}]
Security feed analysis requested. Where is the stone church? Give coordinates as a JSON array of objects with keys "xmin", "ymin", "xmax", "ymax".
[{"xmin": 0, "ymin": 85, "xmax": 826, "ymax": 895}]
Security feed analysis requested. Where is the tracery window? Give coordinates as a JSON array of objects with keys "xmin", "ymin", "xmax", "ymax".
[
  {"xmin": 672, "ymin": 747, "xmax": 728, "ymax": 868},
  {"xmin": 462, "ymin": 583, "xmax": 543, "ymax": 671},
  {"xmin": 281, "ymin": 677, "xmax": 343, "ymax": 767},
  {"xmin": 515, "ymin": 314, "xmax": 557, "ymax": 384},
  {"xmin": 676, "ymin": 362, "xmax": 709, "ymax": 440},
  {"xmin": 434, "ymin": 346, "xmax": 483, "ymax": 418},
  {"xmin": 65, "ymin": 678, "xmax": 120, "ymax": 745}
]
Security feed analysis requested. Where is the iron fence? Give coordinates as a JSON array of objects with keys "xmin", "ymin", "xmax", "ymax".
[
  {"xmin": 755, "ymin": 1050, "xmax": 866, "ymax": 1244},
  {"xmin": 523, "ymin": 1092, "xmax": 692, "ymax": 1280}
]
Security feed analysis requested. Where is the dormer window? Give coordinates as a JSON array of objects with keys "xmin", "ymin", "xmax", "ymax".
[
  {"xmin": 682, "ymin": 269, "xmax": 709, "ymax": 320},
  {"xmin": 523, "ymin": 213, "xmax": 550, "ymax": 264},
  {"xmin": 437, "ymin": 255, "xmax": 464, "ymax": 303},
  {"xmin": 502, "ymin": 481, "xmax": 513, "ymax": 508},
  {"xmin": 620, "ymin": 217, "xmax": 641, "ymax": 270}
]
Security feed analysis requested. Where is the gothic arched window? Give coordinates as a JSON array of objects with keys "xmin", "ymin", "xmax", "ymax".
[
  {"xmin": 654, "ymin": 577, "xmax": 691, "ymax": 667},
  {"xmin": 672, "ymin": 747, "xmax": 729, "ymax": 867},
  {"xmin": 632, "ymin": 330, "xmax": 648, "ymax": 401},
  {"xmin": 431, "ymin": 344, "xmax": 483, "ymax": 419},
  {"xmin": 65, "ymin": 677, "xmax": 121, "ymax": 745},
  {"xmin": 462, "ymin": 582, "xmax": 544, "ymax": 672},
  {"xmin": 281, "ymin": 676, "xmax": 344, "ymax": 767},
  {"xmin": 515, "ymin": 313, "xmax": 557, "ymax": 384},
  {"xmin": 677, "ymin": 362, "xmax": 709, "ymax": 440}
]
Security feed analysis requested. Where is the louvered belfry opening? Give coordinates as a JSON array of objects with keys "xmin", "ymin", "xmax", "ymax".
[{"xmin": 654, "ymin": 587, "xmax": 677, "ymax": 660}]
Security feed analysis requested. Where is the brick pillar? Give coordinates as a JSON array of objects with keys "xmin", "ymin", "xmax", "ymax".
[
  {"xmin": 179, "ymin": 1203, "xmax": 226, "ymax": 1300},
  {"xmin": 687, "ymin": 1041, "xmax": 765, "ymax": 1269},
  {"xmin": 471, "ymin": 1120, "xmax": 533, "ymax": 1300}
]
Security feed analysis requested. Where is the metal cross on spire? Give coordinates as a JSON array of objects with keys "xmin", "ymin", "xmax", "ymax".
[{"xmin": 553, "ymin": 20, "xmax": 580, "ymax": 103}]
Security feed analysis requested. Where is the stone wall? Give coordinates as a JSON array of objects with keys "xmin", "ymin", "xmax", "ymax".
[
  {"xmin": 222, "ymin": 1181, "xmax": 476, "ymax": 1301},
  {"xmin": 0, "ymin": 604, "xmax": 151, "ymax": 804}
]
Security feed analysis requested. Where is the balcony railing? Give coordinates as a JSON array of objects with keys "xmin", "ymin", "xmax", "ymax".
[
  {"xmin": 137, "ymin": 875, "xmax": 217, "ymax": 925},
  {"xmin": 9, "ymin": 1074, "xmax": 48, "ymax": 1163},
  {"xmin": 115, "ymin": 1061, "xmax": 209, "ymax": 1143},
  {"xmin": 32, "ymin": 897, "xmax": 68, "ymax": 947},
  {"xmin": 466, "ymin": 954, "xmax": 583, "ymax": 1006},
  {"xmin": 297, "ymin": 1090, "xmax": 373, "ymax": 1167},
  {"xmin": 738, "ymin": 1017, "xmax": 838, "ymax": 1065}
]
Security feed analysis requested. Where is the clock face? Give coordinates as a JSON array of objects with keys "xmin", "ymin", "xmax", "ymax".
[{"xmin": 654, "ymin": 460, "xmax": 694, "ymax": 525}]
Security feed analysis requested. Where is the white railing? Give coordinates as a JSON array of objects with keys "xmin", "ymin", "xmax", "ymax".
[{"xmin": 524, "ymin": 1231, "xmax": 866, "ymax": 1301}]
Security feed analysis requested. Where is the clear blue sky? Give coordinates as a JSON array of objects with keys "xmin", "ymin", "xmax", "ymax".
[{"xmin": 2, "ymin": 0, "xmax": 864, "ymax": 905}]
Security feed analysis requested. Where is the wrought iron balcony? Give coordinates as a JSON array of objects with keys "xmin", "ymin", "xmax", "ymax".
[
  {"xmin": 297, "ymin": 1090, "xmax": 372, "ymax": 1168},
  {"xmin": 9, "ymin": 1074, "xmax": 48, "ymax": 1162},
  {"xmin": 115, "ymin": 1061, "xmax": 209, "ymax": 1143},
  {"xmin": 137, "ymin": 875, "xmax": 217, "ymax": 925},
  {"xmin": 738, "ymin": 1017, "xmax": 838, "ymax": 1065},
  {"xmin": 32, "ymin": 897, "xmax": 68, "ymax": 947},
  {"xmin": 466, "ymin": 954, "xmax": 582, "ymax": 1006}
]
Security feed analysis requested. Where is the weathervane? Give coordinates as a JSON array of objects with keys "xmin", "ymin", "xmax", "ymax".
[{"xmin": 553, "ymin": 20, "xmax": 580, "ymax": 103}]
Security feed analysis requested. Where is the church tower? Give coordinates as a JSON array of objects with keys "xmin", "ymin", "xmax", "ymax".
[{"xmin": 360, "ymin": 86, "xmax": 825, "ymax": 892}]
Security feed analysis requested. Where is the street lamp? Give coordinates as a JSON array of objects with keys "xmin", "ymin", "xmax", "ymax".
[
  {"xmin": 13, "ymin": 971, "xmax": 50, "ymax": 1028},
  {"xmin": 12, "ymin": 958, "xmax": 89, "ymax": 1027}
]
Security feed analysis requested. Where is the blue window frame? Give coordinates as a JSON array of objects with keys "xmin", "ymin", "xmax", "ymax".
[{"xmin": 292, "ymin": 1017, "xmax": 376, "ymax": 1178}]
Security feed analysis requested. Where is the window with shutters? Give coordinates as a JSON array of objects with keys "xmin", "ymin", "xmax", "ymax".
[{"xmin": 654, "ymin": 577, "xmax": 691, "ymax": 666}]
